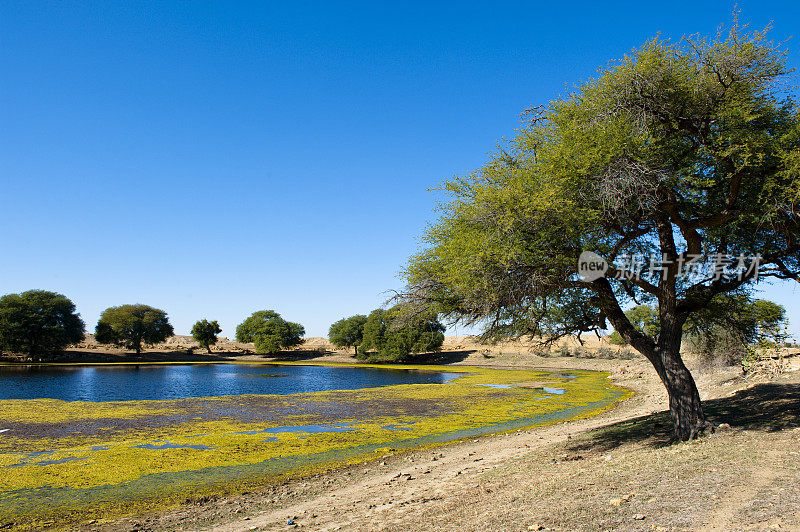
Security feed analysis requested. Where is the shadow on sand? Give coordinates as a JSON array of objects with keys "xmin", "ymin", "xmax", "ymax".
[
  {"xmin": 567, "ymin": 381, "xmax": 800, "ymax": 452},
  {"xmin": 0, "ymin": 350, "xmax": 243, "ymax": 364},
  {"xmin": 261, "ymin": 349, "xmax": 480, "ymax": 364}
]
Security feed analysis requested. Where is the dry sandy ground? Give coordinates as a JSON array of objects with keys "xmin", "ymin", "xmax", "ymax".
[{"xmin": 78, "ymin": 349, "xmax": 800, "ymax": 532}]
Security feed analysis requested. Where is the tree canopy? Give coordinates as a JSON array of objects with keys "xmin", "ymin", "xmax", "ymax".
[
  {"xmin": 359, "ymin": 307, "xmax": 445, "ymax": 362},
  {"xmin": 328, "ymin": 314, "xmax": 368, "ymax": 355},
  {"xmin": 95, "ymin": 304, "xmax": 174, "ymax": 355},
  {"xmin": 191, "ymin": 319, "xmax": 222, "ymax": 353},
  {"xmin": 235, "ymin": 310, "xmax": 305, "ymax": 354},
  {"xmin": 0, "ymin": 290, "xmax": 85, "ymax": 359},
  {"xmin": 401, "ymin": 22, "xmax": 799, "ymax": 440}
]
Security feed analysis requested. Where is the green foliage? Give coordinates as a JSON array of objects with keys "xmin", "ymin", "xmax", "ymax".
[
  {"xmin": 235, "ymin": 310, "xmax": 304, "ymax": 354},
  {"xmin": 608, "ymin": 297, "xmax": 788, "ymax": 365},
  {"xmin": 0, "ymin": 290, "xmax": 85, "ymax": 359},
  {"xmin": 191, "ymin": 319, "xmax": 222, "ymax": 353},
  {"xmin": 752, "ymin": 300, "xmax": 788, "ymax": 343},
  {"xmin": 328, "ymin": 314, "xmax": 367, "ymax": 355},
  {"xmin": 358, "ymin": 307, "xmax": 445, "ymax": 362},
  {"xmin": 608, "ymin": 305, "xmax": 660, "ymax": 345},
  {"xmin": 625, "ymin": 305, "xmax": 659, "ymax": 337},
  {"xmin": 401, "ymin": 21, "xmax": 798, "ymax": 355},
  {"xmin": 95, "ymin": 305, "xmax": 174, "ymax": 355},
  {"xmin": 607, "ymin": 331, "xmax": 626, "ymax": 345},
  {"xmin": 399, "ymin": 21, "xmax": 800, "ymax": 438}
]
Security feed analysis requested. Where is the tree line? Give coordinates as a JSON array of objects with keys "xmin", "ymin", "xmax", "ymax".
[
  {"xmin": 0, "ymin": 289, "xmax": 445, "ymax": 361},
  {"xmin": 0, "ymin": 290, "xmax": 302, "ymax": 359}
]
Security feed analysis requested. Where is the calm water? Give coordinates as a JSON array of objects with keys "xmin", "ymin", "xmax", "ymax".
[{"xmin": 0, "ymin": 364, "xmax": 461, "ymax": 401}]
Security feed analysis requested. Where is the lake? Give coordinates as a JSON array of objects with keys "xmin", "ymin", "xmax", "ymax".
[
  {"xmin": 0, "ymin": 363, "xmax": 632, "ymax": 527},
  {"xmin": 0, "ymin": 363, "xmax": 462, "ymax": 401}
]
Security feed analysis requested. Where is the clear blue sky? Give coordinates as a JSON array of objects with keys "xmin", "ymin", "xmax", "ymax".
[{"xmin": 1, "ymin": 1, "xmax": 798, "ymax": 340}]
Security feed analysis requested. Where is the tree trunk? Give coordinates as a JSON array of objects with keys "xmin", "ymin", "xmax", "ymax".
[
  {"xmin": 135, "ymin": 343, "xmax": 141, "ymax": 355},
  {"xmin": 594, "ymin": 277, "xmax": 714, "ymax": 441},
  {"xmin": 354, "ymin": 345, "xmax": 358, "ymax": 356},
  {"xmin": 654, "ymin": 345, "xmax": 715, "ymax": 441},
  {"xmin": 206, "ymin": 345, "xmax": 212, "ymax": 354}
]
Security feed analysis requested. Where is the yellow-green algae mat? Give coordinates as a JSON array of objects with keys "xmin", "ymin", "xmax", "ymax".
[{"xmin": 0, "ymin": 363, "xmax": 631, "ymax": 528}]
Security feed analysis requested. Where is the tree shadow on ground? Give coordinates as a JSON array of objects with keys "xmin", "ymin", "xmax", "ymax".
[
  {"xmin": 262, "ymin": 349, "xmax": 341, "ymax": 362},
  {"xmin": 262, "ymin": 349, "xmax": 479, "ymax": 365},
  {"xmin": 406, "ymin": 350, "xmax": 479, "ymax": 365},
  {"xmin": 567, "ymin": 381, "xmax": 800, "ymax": 453},
  {"xmin": 0, "ymin": 350, "xmax": 240, "ymax": 363}
]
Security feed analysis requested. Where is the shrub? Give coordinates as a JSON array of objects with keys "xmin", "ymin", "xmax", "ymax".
[
  {"xmin": 608, "ymin": 331, "xmax": 627, "ymax": 345},
  {"xmin": 596, "ymin": 346, "xmax": 614, "ymax": 359}
]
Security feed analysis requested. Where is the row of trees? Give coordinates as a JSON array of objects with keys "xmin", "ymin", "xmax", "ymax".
[
  {"xmin": 0, "ymin": 289, "xmax": 448, "ymax": 361},
  {"xmin": 328, "ymin": 306, "xmax": 445, "ymax": 362},
  {"xmin": 0, "ymin": 288, "xmax": 787, "ymax": 364},
  {"xmin": 0, "ymin": 289, "xmax": 305, "ymax": 359}
]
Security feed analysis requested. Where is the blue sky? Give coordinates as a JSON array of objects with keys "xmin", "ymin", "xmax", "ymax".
[{"xmin": 1, "ymin": 1, "xmax": 798, "ymax": 340}]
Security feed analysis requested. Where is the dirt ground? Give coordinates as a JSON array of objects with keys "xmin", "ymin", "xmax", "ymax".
[{"xmin": 64, "ymin": 345, "xmax": 800, "ymax": 532}]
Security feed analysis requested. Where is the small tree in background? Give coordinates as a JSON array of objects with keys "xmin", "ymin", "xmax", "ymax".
[
  {"xmin": 751, "ymin": 300, "xmax": 788, "ymax": 347},
  {"xmin": 359, "ymin": 307, "xmax": 445, "ymax": 362},
  {"xmin": 328, "ymin": 314, "xmax": 368, "ymax": 355},
  {"xmin": 0, "ymin": 290, "xmax": 85, "ymax": 359},
  {"xmin": 235, "ymin": 310, "xmax": 304, "ymax": 355},
  {"xmin": 95, "ymin": 304, "xmax": 174, "ymax": 355},
  {"xmin": 359, "ymin": 309, "xmax": 390, "ymax": 356},
  {"xmin": 191, "ymin": 319, "xmax": 222, "ymax": 354},
  {"xmin": 684, "ymin": 296, "xmax": 788, "ymax": 366},
  {"xmin": 608, "ymin": 305, "xmax": 660, "ymax": 345},
  {"xmin": 609, "ymin": 297, "xmax": 788, "ymax": 366}
]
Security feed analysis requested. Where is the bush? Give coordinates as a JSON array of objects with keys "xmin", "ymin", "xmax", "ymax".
[
  {"xmin": 553, "ymin": 344, "xmax": 572, "ymax": 357},
  {"xmin": 95, "ymin": 304, "xmax": 173, "ymax": 355},
  {"xmin": 235, "ymin": 310, "xmax": 304, "ymax": 355},
  {"xmin": 684, "ymin": 296, "xmax": 788, "ymax": 367},
  {"xmin": 0, "ymin": 290, "xmax": 85, "ymax": 359},
  {"xmin": 596, "ymin": 346, "xmax": 614, "ymax": 359}
]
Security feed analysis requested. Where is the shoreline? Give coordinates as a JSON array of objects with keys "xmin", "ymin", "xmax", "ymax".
[{"xmin": 0, "ymin": 358, "xmax": 630, "ymax": 530}]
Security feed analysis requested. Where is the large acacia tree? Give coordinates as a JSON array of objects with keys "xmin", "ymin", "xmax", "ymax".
[
  {"xmin": 235, "ymin": 310, "xmax": 305, "ymax": 355},
  {"xmin": 95, "ymin": 304, "xmax": 174, "ymax": 355},
  {"xmin": 401, "ymin": 24, "xmax": 799, "ymax": 441},
  {"xmin": 0, "ymin": 290, "xmax": 85, "ymax": 359}
]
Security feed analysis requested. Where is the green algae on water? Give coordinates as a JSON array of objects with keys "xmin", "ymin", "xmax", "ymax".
[{"xmin": 0, "ymin": 363, "xmax": 631, "ymax": 529}]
